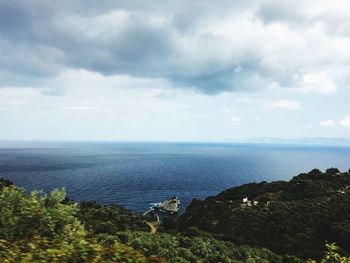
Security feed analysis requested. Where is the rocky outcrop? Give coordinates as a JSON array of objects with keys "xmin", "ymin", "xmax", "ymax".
[{"xmin": 153, "ymin": 196, "xmax": 180, "ymax": 213}]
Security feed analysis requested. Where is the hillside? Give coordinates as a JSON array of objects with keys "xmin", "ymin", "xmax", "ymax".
[
  {"xmin": 0, "ymin": 178, "xmax": 283, "ymax": 262},
  {"xmin": 1, "ymin": 168, "xmax": 350, "ymax": 262},
  {"xmin": 179, "ymin": 168, "xmax": 350, "ymax": 259}
]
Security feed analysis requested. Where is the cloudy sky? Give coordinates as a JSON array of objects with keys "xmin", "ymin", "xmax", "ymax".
[{"xmin": 1, "ymin": 0, "xmax": 350, "ymax": 141}]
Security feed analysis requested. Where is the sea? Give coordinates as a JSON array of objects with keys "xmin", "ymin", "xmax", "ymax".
[{"xmin": 0, "ymin": 142, "xmax": 350, "ymax": 213}]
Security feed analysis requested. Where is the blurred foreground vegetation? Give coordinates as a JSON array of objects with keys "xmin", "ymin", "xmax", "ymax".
[
  {"xmin": 1, "ymin": 168, "xmax": 350, "ymax": 262},
  {"xmin": 0, "ymin": 181, "xmax": 156, "ymax": 262}
]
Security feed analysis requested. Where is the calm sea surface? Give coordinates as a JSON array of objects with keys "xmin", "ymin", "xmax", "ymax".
[{"xmin": 0, "ymin": 142, "xmax": 350, "ymax": 212}]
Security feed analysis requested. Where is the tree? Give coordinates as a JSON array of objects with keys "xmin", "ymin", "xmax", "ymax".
[
  {"xmin": 0, "ymin": 186, "xmax": 149, "ymax": 262},
  {"xmin": 0, "ymin": 177, "xmax": 13, "ymax": 190},
  {"xmin": 307, "ymin": 243, "xmax": 350, "ymax": 263}
]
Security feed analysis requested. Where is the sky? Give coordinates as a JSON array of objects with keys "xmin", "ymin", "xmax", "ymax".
[{"xmin": 1, "ymin": 0, "xmax": 350, "ymax": 142}]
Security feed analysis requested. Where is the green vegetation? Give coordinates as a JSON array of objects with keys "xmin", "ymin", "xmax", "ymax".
[
  {"xmin": 0, "ymin": 177, "xmax": 13, "ymax": 190},
  {"xmin": 0, "ymin": 185, "xmax": 157, "ymax": 262},
  {"xmin": 0, "ymin": 181, "xmax": 282, "ymax": 262},
  {"xmin": 78, "ymin": 200, "xmax": 148, "ymax": 234},
  {"xmin": 115, "ymin": 230, "xmax": 285, "ymax": 263},
  {"xmin": 307, "ymin": 243, "xmax": 350, "ymax": 263},
  {"xmin": 179, "ymin": 168, "xmax": 350, "ymax": 260},
  {"xmin": 1, "ymin": 168, "xmax": 350, "ymax": 262}
]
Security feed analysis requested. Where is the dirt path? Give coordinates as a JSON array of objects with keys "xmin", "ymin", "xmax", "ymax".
[{"xmin": 144, "ymin": 221, "xmax": 158, "ymax": 234}]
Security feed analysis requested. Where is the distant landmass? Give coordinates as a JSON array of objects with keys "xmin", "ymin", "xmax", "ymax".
[{"xmin": 224, "ymin": 137, "xmax": 350, "ymax": 146}]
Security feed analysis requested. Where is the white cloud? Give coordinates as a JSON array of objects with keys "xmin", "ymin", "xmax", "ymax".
[
  {"xmin": 2, "ymin": 1, "xmax": 350, "ymax": 141},
  {"xmin": 231, "ymin": 116, "xmax": 241, "ymax": 124},
  {"xmin": 0, "ymin": 70, "xmax": 193, "ymax": 115},
  {"xmin": 266, "ymin": 100, "xmax": 301, "ymax": 110},
  {"xmin": 339, "ymin": 116, "xmax": 350, "ymax": 127},
  {"xmin": 319, "ymin": 116, "xmax": 350, "ymax": 128},
  {"xmin": 297, "ymin": 72, "xmax": 337, "ymax": 94},
  {"xmin": 320, "ymin": 119, "xmax": 336, "ymax": 127},
  {"xmin": 222, "ymin": 106, "xmax": 235, "ymax": 113},
  {"xmin": 2, "ymin": 0, "xmax": 350, "ymax": 95}
]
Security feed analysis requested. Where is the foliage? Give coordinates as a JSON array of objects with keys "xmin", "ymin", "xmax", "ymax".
[
  {"xmin": 0, "ymin": 177, "xmax": 13, "ymax": 190},
  {"xmin": 0, "ymin": 184, "xmax": 155, "ymax": 262},
  {"xmin": 1, "ymin": 168, "xmax": 350, "ymax": 262},
  {"xmin": 78, "ymin": 200, "xmax": 148, "ymax": 235},
  {"xmin": 307, "ymin": 243, "xmax": 350, "ymax": 263},
  {"xmin": 178, "ymin": 168, "xmax": 350, "ymax": 259},
  {"xmin": 116, "ymin": 230, "xmax": 285, "ymax": 263}
]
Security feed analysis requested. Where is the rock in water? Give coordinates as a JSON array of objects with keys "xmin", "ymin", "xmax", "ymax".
[{"xmin": 153, "ymin": 196, "xmax": 180, "ymax": 213}]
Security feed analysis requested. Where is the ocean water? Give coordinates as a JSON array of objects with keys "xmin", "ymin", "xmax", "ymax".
[{"xmin": 0, "ymin": 142, "xmax": 350, "ymax": 212}]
